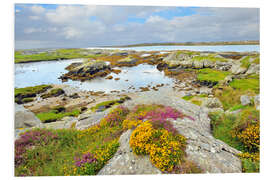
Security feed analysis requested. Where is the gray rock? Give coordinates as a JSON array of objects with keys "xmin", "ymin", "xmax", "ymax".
[
  {"xmin": 202, "ymin": 98, "xmax": 223, "ymax": 109},
  {"xmin": 15, "ymin": 103, "xmax": 44, "ymax": 129},
  {"xmin": 98, "ymin": 130, "xmax": 161, "ymax": 175},
  {"xmin": 254, "ymin": 95, "xmax": 260, "ymax": 110},
  {"xmin": 246, "ymin": 64, "xmax": 260, "ymax": 75},
  {"xmin": 199, "ymin": 87, "xmax": 212, "ymax": 95},
  {"xmin": 230, "ymin": 61, "xmax": 247, "ymax": 75},
  {"xmin": 203, "ymin": 60, "xmax": 215, "ymax": 68},
  {"xmin": 240, "ymin": 95, "xmax": 251, "ymax": 106},
  {"xmin": 76, "ymin": 110, "xmax": 109, "ymax": 130},
  {"xmin": 193, "ymin": 60, "xmax": 204, "ymax": 69}
]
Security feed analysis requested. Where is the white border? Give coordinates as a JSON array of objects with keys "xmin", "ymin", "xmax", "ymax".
[{"xmin": 1, "ymin": 0, "xmax": 269, "ymax": 180}]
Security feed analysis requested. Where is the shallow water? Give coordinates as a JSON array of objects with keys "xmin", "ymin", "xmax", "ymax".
[
  {"xmin": 87, "ymin": 45, "xmax": 259, "ymax": 52},
  {"xmin": 15, "ymin": 59, "xmax": 174, "ymax": 93}
]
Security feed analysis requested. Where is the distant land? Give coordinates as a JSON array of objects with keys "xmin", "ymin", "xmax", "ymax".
[{"xmin": 102, "ymin": 40, "xmax": 260, "ymax": 48}]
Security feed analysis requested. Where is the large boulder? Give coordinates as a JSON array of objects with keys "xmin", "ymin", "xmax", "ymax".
[{"xmin": 15, "ymin": 103, "xmax": 44, "ymax": 129}]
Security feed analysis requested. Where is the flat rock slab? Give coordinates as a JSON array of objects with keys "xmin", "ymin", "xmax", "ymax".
[
  {"xmin": 98, "ymin": 130, "xmax": 161, "ymax": 175},
  {"xmin": 15, "ymin": 103, "xmax": 44, "ymax": 129}
]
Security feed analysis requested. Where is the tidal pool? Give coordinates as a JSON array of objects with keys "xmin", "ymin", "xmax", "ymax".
[{"xmin": 15, "ymin": 59, "xmax": 174, "ymax": 93}]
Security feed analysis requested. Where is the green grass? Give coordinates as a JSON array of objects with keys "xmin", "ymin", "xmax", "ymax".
[
  {"xmin": 91, "ymin": 96, "xmax": 130, "ymax": 112},
  {"xmin": 191, "ymin": 99, "xmax": 202, "ymax": 106},
  {"xmin": 15, "ymin": 85, "xmax": 52, "ymax": 104},
  {"xmin": 229, "ymin": 104, "xmax": 248, "ymax": 112},
  {"xmin": 36, "ymin": 109, "xmax": 81, "ymax": 123},
  {"xmin": 182, "ymin": 95, "xmax": 194, "ymax": 101},
  {"xmin": 240, "ymin": 56, "xmax": 251, "ymax": 68},
  {"xmin": 41, "ymin": 88, "xmax": 65, "ymax": 99},
  {"xmin": 253, "ymin": 57, "xmax": 260, "ymax": 64},
  {"xmin": 197, "ymin": 68, "xmax": 230, "ymax": 83},
  {"xmin": 209, "ymin": 108, "xmax": 260, "ymax": 173},
  {"xmin": 229, "ymin": 78, "xmax": 259, "ymax": 94},
  {"xmin": 209, "ymin": 112, "xmax": 246, "ymax": 152},
  {"xmin": 191, "ymin": 54, "xmax": 228, "ymax": 62},
  {"xmin": 15, "ymin": 49, "xmax": 101, "ymax": 63},
  {"xmin": 15, "ymin": 85, "xmax": 52, "ymax": 97}
]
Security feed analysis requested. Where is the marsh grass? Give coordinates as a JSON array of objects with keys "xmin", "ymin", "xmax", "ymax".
[
  {"xmin": 36, "ymin": 109, "xmax": 81, "ymax": 123},
  {"xmin": 197, "ymin": 68, "xmax": 230, "ymax": 83}
]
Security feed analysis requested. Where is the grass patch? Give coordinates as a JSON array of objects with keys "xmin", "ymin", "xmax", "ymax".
[
  {"xmin": 15, "ymin": 85, "xmax": 52, "ymax": 104},
  {"xmin": 41, "ymin": 88, "xmax": 65, "ymax": 99},
  {"xmin": 191, "ymin": 54, "xmax": 228, "ymax": 62},
  {"xmin": 229, "ymin": 104, "xmax": 248, "ymax": 112},
  {"xmin": 253, "ymin": 57, "xmax": 260, "ymax": 64},
  {"xmin": 197, "ymin": 68, "xmax": 230, "ymax": 83},
  {"xmin": 36, "ymin": 109, "xmax": 81, "ymax": 123},
  {"xmin": 90, "ymin": 96, "xmax": 130, "ymax": 112},
  {"xmin": 229, "ymin": 78, "xmax": 259, "ymax": 94},
  {"xmin": 209, "ymin": 107, "xmax": 260, "ymax": 173},
  {"xmin": 240, "ymin": 56, "xmax": 251, "ymax": 68},
  {"xmin": 182, "ymin": 95, "xmax": 194, "ymax": 101},
  {"xmin": 191, "ymin": 99, "xmax": 202, "ymax": 106}
]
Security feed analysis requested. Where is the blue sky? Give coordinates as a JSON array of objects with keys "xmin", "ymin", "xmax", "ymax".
[{"xmin": 14, "ymin": 4, "xmax": 259, "ymax": 49}]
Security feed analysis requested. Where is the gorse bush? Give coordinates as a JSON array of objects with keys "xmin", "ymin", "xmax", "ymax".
[{"xmin": 130, "ymin": 121, "xmax": 187, "ymax": 172}]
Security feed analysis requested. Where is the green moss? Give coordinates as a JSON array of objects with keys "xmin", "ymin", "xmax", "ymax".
[
  {"xmin": 41, "ymin": 88, "xmax": 65, "ymax": 99},
  {"xmin": 91, "ymin": 96, "xmax": 130, "ymax": 112},
  {"xmin": 15, "ymin": 85, "xmax": 52, "ymax": 97},
  {"xmin": 240, "ymin": 56, "xmax": 251, "ymax": 68},
  {"xmin": 253, "ymin": 57, "xmax": 260, "ymax": 64},
  {"xmin": 229, "ymin": 78, "xmax": 259, "ymax": 94},
  {"xmin": 191, "ymin": 99, "xmax": 202, "ymax": 106},
  {"xmin": 36, "ymin": 109, "xmax": 80, "ymax": 123},
  {"xmin": 21, "ymin": 97, "xmax": 34, "ymax": 103},
  {"xmin": 182, "ymin": 95, "xmax": 194, "ymax": 101},
  {"xmin": 197, "ymin": 68, "xmax": 230, "ymax": 83},
  {"xmin": 15, "ymin": 85, "xmax": 52, "ymax": 104},
  {"xmin": 191, "ymin": 54, "xmax": 228, "ymax": 62}
]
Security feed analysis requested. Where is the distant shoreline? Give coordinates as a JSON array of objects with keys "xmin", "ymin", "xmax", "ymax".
[{"xmin": 101, "ymin": 40, "xmax": 259, "ymax": 48}]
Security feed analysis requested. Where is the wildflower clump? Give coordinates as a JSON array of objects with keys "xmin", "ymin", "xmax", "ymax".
[
  {"xmin": 71, "ymin": 140, "xmax": 119, "ymax": 175},
  {"xmin": 100, "ymin": 106, "xmax": 129, "ymax": 127},
  {"xmin": 15, "ymin": 129, "xmax": 58, "ymax": 167},
  {"xmin": 130, "ymin": 121, "xmax": 188, "ymax": 172}
]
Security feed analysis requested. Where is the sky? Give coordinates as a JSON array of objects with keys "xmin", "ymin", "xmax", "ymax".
[{"xmin": 14, "ymin": 4, "xmax": 260, "ymax": 49}]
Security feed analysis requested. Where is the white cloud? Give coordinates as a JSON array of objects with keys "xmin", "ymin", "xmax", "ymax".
[
  {"xmin": 15, "ymin": 5, "xmax": 259, "ymax": 49},
  {"xmin": 31, "ymin": 5, "xmax": 45, "ymax": 14},
  {"xmin": 29, "ymin": 16, "xmax": 40, "ymax": 20}
]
